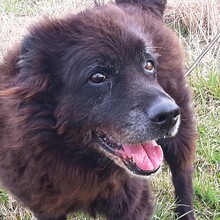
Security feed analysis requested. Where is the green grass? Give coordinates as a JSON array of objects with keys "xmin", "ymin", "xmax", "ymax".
[
  {"xmin": 0, "ymin": 0, "xmax": 37, "ymax": 16},
  {"xmin": 0, "ymin": 0, "xmax": 220, "ymax": 219},
  {"xmin": 0, "ymin": 189, "xmax": 8, "ymax": 205},
  {"xmin": 190, "ymin": 69, "xmax": 220, "ymax": 220}
]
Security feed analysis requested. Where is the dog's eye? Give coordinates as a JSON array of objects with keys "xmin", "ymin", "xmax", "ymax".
[
  {"xmin": 90, "ymin": 72, "xmax": 106, "ymax": 84},
  {"xmin": 145, "ymin": 61, "xmax": 154, "ymax": 73}
]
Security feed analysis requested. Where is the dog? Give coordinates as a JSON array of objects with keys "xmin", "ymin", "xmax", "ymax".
[{"xmin": 0, "ymin": 0, "xmax": 197, "ymax": 219}]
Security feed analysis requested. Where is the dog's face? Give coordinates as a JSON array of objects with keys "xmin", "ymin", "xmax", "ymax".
[{"xmin": 19, "ymin": 2, "xmax": 181, "ymax": 176}]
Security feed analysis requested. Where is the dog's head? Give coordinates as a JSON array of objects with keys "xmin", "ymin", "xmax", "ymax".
[{"xmin": 14, "ymin": 0, "xmax": 183, "ymax": 176}]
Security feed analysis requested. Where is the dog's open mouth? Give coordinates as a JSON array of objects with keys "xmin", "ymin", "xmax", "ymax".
[{"xmin": 95, "ymin": 131, "xmax": 163, "ymax": 176}]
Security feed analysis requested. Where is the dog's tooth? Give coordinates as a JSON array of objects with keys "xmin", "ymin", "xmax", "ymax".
[
  {"xmin": 116, "ymin": 143, "xmax": 122, "ymax": 149},
  {"xmin": 103, "ymin": 136, "xmax": 108, "ymax": 142},
  {"xmin": 130, "ymin": 157, "xmax": 136, "ymax": 165}
]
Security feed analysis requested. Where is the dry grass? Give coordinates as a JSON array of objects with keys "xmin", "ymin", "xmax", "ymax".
[
  {"xmin": 166, "ymin": 0, "xmax": 220, "ymax": 37},
  {"xmin": 165, "ymin": 0, "xmax": 220, "ymax": 72}
]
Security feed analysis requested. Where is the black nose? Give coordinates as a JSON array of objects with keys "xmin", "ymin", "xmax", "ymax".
[{"xmin": 148, "ymin": 100, "xmax": 180, "ymax": 129}]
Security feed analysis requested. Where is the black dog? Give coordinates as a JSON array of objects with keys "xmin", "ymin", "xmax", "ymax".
[{"xmin": 0, "ymin": 0, "xmax": 196, "ymax": 219}]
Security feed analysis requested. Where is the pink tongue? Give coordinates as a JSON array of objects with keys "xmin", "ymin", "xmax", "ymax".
[{"xmin": 122, "ymin": 140, "xmax": 163, "ymax": 171}]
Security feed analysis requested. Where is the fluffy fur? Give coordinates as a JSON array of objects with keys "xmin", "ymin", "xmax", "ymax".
[{"xmin": 0, "ymin": 0, "xmax": 196, "ymax": 219}]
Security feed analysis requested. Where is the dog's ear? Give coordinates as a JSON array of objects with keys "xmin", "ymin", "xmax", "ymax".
[
  {"xmin": 20, "ymin": 33, "xmax": 58, "ymax": 81},
  {"xmin": 20, "ymin": 35, "xmax": 33, "ymax": 55},
  {"xmin": 16, "ymin": 24, "xmax": 63, "ymax": 99},
  {"xmin": 115, "ymin": 0, "xmax": 167, "ymax": 18}
]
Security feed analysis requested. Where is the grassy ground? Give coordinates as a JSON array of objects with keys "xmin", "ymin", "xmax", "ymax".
[{"xmin": 0, "ymin": 0, "xmax": 219, "ymax": 219}]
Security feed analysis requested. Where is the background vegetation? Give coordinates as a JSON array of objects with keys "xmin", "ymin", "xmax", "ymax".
[{"xmin": 0, "ymin": 0, "xmax": 219, "ymax": 219}]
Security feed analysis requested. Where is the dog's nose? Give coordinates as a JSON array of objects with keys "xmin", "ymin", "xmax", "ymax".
[{"xmin": 148, "ymin": 100, "xmax": 180, "ymax": 129}]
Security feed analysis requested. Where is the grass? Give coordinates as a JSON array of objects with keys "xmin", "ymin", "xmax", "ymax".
[
  {"xmin": 189, "ymin": 69, "xmax": 220, "ymax": 220},
  {"xmin": 0, "ymin": 0, "xmax": 220, "ymax": 219}
]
